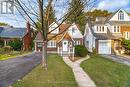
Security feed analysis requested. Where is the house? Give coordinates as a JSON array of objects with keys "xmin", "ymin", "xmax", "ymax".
[
  {"xmin": 0, "ymin": 21, "xmax": 32, "ymax": 51},
  {"xmin": 84, "ymin": 8, "xmax": 130, "ymax": 54},
  {"xmin": 34, "ymin": 22, "xmax": 83, "ymax": 56}
]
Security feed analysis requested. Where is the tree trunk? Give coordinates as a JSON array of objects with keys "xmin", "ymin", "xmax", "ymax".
[{"xmin": 42, "ymin": 40, "xmax": 47, "ymax": 70}]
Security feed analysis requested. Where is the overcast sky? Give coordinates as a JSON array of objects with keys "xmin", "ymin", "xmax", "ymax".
[{"xmin": 0, "ymin": 0, "xmax": 130, "ymax": 27}]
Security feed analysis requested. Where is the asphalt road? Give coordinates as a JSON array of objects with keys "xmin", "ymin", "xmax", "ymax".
[
  {"xmin": 0, "ymin": 52, "xmax": 42, "ymax": 87},
  {"xmin": 102, "ymin": 54, "xmax": 130, "ymax": 66}
]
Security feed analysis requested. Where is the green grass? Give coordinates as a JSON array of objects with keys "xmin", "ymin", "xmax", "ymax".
[
  {"xmin": 13, "ymin": 54, "xmax": 78, "ymax": 87},
  {"xmin": 0, "ymin": 51, "xmax": 30, "ymax": 60},
  {"xmin": 81, "ymin": 54, "xmax": 130, "ymax": 87}
]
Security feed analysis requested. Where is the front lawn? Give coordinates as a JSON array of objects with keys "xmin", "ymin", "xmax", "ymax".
[
  {"xmin": 0, "ymin": 51, "xmax": 30, "ymax": 60},
  {"xmin": 81, "ymin": 54, "xmax": 130, "ymax": 87},
  {"xmin": 13, "ymin": 54, "xmax": 78, "ymax": 87}
]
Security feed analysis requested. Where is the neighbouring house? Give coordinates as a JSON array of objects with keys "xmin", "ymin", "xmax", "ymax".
[
  {"xmin": 0, "ymin": 21, "xmax": 32, "ymax": 51},
  {"xmin": 84, "ymin": 8, "xmax": 130, "ymax": 54},
  {"xmin": 34, "ymin": 22, "xmax": 83, "ymax": 57}
]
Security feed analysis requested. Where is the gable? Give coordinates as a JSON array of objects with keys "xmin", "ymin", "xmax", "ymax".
[
  {"xmin": 49, "ymin": 22, "xmax": 59, "ymax": 34},
  {"xmin": 68, "ymin": 23, "xmax": 83, "ymax": 38},
  {"xmin": 110, "ymin": 9, "xmax": 130, "ymax": 21}
]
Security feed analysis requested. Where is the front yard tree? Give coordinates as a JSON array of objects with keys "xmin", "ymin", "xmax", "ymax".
[
  {"xmin": 66, "ymin": 0, "xmax": 86, "ymax": 33},
  {"xmin": 9, "ymin": 0, "xmax": 96, "ymax": 69}
]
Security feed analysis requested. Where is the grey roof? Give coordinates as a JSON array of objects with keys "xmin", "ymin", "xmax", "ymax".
[
  {"xmin": 108, "ymin": 21, "xmax": 130, "ymax": 26},
  {"xmin": 0, "ymin": 27, "xmax": 27, "ymax": 38},
  {"xmin": 94, "ymin": 8, "xmax": 130, "ymax": 25},
  {"xmin": 89, "ymin": 24, "xmax": 115, "ymax": 40}
]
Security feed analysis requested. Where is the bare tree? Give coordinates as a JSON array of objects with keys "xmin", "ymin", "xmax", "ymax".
[{"xmin": 8, "ymin": 0, "xmax": 97, "ymax": 69}]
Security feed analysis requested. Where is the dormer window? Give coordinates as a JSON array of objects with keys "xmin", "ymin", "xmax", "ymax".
[
  {"xmin": 118, "ymin": 11, "xmax": 124, "ymax": 21},
  {"xmin": 96, "ymin": 26, "xmax": 106, "ymax": 33}
]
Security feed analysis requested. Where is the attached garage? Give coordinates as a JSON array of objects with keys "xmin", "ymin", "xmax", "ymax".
[{"xmin": 98, "ymin": 40, "xmax": 111, "ymax": 54}]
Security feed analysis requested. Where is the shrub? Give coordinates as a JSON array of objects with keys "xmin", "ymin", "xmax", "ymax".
[
  {"xmin": 92, "ymin": 48, "xmax": 97, "ymax": 54},
  {"xmin": 2, "ymin": 46, "xmax": 12, "ymax": 52},
  {"xmin": 8, "ymin": 39, "xmax": 22, "ymax": 51},
  {"xmin": 75, "ymin": 45, "xmax": 88, "ymax": 57},
  {"xmin": 0, "ymin": 39, "xmax": 4, "ymax": 47},
  {"xmin": 122, "ymin": 39, "xmax": 130, "ymax": 54}
]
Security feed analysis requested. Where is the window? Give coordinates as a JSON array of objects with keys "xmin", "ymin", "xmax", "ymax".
[
  {"xmin": 97, "ymin": 26, "xmax": 98, "ymax": 32},
  {"xmin": 113, "ymin": 26, "xmax": 120, "ymax": 33},
  {"xmin": 37, "ymin": 43, "xmax": 42, "ymax": 47},
  {"xmin": 100, "ymin": 26, "xmax": 102, "ymax": 32},
  {"xmin": 118, "ymin": 11, "xmax": 124, "ymax": 21},
  {"xmin": 72, "ymin": 28, "xmax": 76, "ymax": 33},
  {"xmin": 96, "ymin": 26, "xmax": 106, "ymax": 33},
  {"xmin": 75, "ymin": 41, "xmax": 80, "ymax": 45},
  {"xmin": 102, "ymin": 26, "xmax": 104, "ymax": 32},
  {"xmin": 47, "ymin": 40, "xmax": 56, "ymax": 48},
  {"xmin": 125, "ymin": 32, "xmax": 130, "ymax": 39}
]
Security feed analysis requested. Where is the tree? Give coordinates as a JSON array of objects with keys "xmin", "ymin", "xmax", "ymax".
[
  {"xmin": 66, "ymin": 0, "xmax": 87, "ymax": 33},
  {"xmin": 0, "ymin": 22, "xmax": 9, "ymax": 26},
  {"xmin": 8, "ymin": 0, "xmax": 97, "ymax": 69},
  {"xmin": 86, "ymin": 9, "xmax": 111, "ymax": 21}
]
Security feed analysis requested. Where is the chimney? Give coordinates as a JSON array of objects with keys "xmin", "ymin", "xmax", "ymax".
[{"xmin": 26, "ymin": 21, "xmax": 30, "ymax": 32}]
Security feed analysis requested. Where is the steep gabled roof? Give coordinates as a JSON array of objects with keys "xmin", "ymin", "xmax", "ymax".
[{"xmin": 34, "ymin": 31, "xmax": 43, "ymax": 42}]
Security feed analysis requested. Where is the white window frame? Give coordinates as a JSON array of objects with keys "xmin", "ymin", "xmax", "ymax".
[
  {"xmin": 75, "ymin": 41, "xmax": 80, "ymax": 45},
  {"xmin": 47, "ymin": 40, "xmax": 56, "ymax": 48},
  {"xmin": 118, "ymin": 11, "xmax": 124, "ymax": 21},
  {"xmin": 96, "ymin": 26, "xmax": 106, "ymax": 33},
  {"xmin": 113, "ymin": 26, "xmax": 120, "ymax": 33},
  {"xmin": 125, "ymin": 32, "xmax": 130, "ymax": 40}
]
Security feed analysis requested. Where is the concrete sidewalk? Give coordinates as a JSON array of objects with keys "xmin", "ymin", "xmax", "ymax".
[{"xmin": 63, "ymin": 56, "xmax": 96, "ymax": 87}]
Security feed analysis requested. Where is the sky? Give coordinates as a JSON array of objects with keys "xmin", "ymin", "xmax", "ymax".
[{"xmin": 0, "ymin": 0, "xmax": 130, "ymax": 27}]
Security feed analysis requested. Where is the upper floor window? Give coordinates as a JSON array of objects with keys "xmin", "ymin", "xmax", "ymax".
[
  {"xmin": 96, "ymin": 26, "xmax": 106, "ymax": 33},
  {"xmin": 113, "ymin": 26, "xmax": 120, "ymax": 33},
  {"xmin": 118, "ymin": 11, "xmax": 124, "ymax": 21},
  {"xmin": 72, "ymin": 28, "xmax": 76, "ymax": 33}
]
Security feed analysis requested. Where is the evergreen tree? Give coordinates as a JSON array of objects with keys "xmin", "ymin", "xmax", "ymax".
[
  {"xmin": 44, "ymin": 4, "xmax": 56, "ymax": 24},
  {"xmin": 66, "ymin": 0, "xmax": 86, "ymax": 33},
  {"xmin": 86, "ymin": 9, "xmax": 111, "ymax": 21}
]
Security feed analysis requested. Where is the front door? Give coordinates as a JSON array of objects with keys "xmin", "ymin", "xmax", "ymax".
[{"xmin": 62, "ymin": 40, "xmax": 68, "ymax": 51}]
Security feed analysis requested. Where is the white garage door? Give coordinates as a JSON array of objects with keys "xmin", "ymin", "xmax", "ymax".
[{"xmin": 98, "ymin": 40, "xmax": 111, "ymax": 54}]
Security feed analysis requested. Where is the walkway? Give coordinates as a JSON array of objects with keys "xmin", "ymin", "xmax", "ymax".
[{"xmin": 63, "ymin": 56, "xmax": 96, "ymax": 87}]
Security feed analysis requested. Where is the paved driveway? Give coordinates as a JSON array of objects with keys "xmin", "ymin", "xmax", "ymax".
[
  {"xmin": 102, "ymin": 55, "xmax": 130, "ymax": 66},
  {"xmin": 0, "ymin": 52, "xmax": 42, "ymax": 87}
]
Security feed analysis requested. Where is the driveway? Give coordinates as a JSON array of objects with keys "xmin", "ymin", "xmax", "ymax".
[
  {"xmin": 102, "ymin": 55, "xmax": 130, "ymax": 66},
  {"xmin": 0, "ymin": 52, "xmax": 42, "ymax": 87}
]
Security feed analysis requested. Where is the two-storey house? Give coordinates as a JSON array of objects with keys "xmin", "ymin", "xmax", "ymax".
[
  {"xmin": 84, "ymin": 8, "xmax": 130, "ymax": 54},
  {"xmin": 34, "ymin": 22, "xmax": 83, "ymax": 56}
]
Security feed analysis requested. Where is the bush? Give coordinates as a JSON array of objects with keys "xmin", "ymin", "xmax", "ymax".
[
  {"xmin": 92, "ymin": 48, "xmax": 97, "ymax": 54},
  {"xmin": 8, "ymin": 39, "xmax": 22, "ymax": 51},
  {"xmin": 75, "ymin": 45, "xmax": 88, "ymax": 57},
  {"xmin": 3, "ymin": 46, "xmax": 12, "ymax": 52},
  {"xmin": 0, "ymin": 39, "xmax": 4, "ymax": 47}
]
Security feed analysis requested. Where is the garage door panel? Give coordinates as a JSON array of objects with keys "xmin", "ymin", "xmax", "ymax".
[{"xmin": 98, "ymin": 40, "xmax": 111, "ymax": 54}]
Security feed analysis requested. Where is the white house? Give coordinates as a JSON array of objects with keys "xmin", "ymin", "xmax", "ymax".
[{"xmin": 84, "ymin": 8, "xmax": 130, "ymax": 54}]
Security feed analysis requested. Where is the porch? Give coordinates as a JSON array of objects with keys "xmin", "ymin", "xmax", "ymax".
[{"xmin": 58, "ymin": 47, "xmax": 75, "ymax": 57}]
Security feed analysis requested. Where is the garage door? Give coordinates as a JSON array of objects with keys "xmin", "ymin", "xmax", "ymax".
[{"xmin": 98, "ymin": 40, "xmax": 111, "ymax": 54}]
